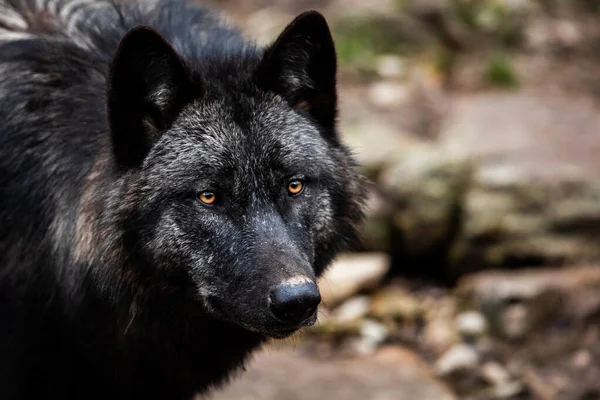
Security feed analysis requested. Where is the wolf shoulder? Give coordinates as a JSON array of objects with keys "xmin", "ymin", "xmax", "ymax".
[{"xmin": 0, "ymin": 0, "xmax": 247, "ymax": 62}]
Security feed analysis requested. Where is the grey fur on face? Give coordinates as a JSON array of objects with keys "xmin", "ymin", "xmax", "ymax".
[{"xmin": 130, "ymin": 90, "xmax": 350, "ymax": 333}]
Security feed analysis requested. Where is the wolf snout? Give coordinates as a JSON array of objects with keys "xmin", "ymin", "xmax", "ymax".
[{"xmin": 268, "ymin": 277, "xmax": 321, "ymax": 325}]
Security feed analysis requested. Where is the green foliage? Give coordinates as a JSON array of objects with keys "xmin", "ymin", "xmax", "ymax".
[
  {"xmin": 333, "ymin": 16, "xmax": 425, "ymax": 68},
  {"xmin": 483, "ymin": 53, "xmax": 519, "ymax": 88},
  {"xmin": 433, "ymin": 47, "xmax": 457, "ymax": 77},
  {"xmin": 454, "ymin": 0, "xmax": 481, "ymax": 30},
  {"xmin": 334, "ymin": 19, "xmax": 377, "ymax": 67},
  {"xmin": 452, "ymin": 0, "xmax": 526, "ymax": 48}
]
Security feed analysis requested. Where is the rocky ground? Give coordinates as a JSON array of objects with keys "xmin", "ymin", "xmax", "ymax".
[
  {"xmin": 203, "ymin": 0, "xmax": 600, "ymax": 399},
  {"xmin": 210, "ymin": 259, "xmax": 600, "ymax": 400},
  {"xmin": 212, "ymin": 346, "xmax": 456, "ymax": 400}
]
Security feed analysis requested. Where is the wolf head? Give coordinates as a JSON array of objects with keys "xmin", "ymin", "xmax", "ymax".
[{"xmin": 106, "ymin": 12, "xmax": 365, "ymax": 338}]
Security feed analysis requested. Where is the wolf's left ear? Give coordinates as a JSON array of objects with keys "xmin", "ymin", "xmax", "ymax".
[
  {"xmin": 108, "ymin": 26, "xmax": 194, "ymax": 169},
  {"xmin": 257, "ymin": 11, "xmax": 338, "ymax": 134}
]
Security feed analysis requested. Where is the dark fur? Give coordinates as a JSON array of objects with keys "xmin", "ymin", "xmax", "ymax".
[{"xmin": 0, "ymin": 0, "xmax": 366, "ymax": 399}]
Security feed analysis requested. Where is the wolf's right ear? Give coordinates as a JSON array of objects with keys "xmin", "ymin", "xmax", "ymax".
[
  {"xmin": 256, "ymin": 11, "xmax": 338, "ymax": 136},
  {"xmin": 108, "ymin": 26, "xmax": 194, "ymax": 169}
]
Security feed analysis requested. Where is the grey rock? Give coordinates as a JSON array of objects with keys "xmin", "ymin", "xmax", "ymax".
[
  {"xmin": 360, "ymin": 319, "xmax": 389, "ymax": 344},
  {"xmin": 376, "ymin": 55, "xmax": 408, "ymax": 79},
  {"xmin": 435, "ymin": 343, "xmax": 480, "ymax": 377},
  {"xmin": 456, "ymin": 310, "xmax": 488, "ymax": 338},
  {"xmin": 501, "ymin": 303, "xmax": 529, "ymax": 339},
  {"xmin": 481, "ymin": 361, "xmax": 512, "ymax": 387},
  {"xmin": 457, "ymin": 265, "xmax": 600, "ymax": 338},
  {"xmin": 367, "ymin": 81, "xmax": 410, "ymax": 110},
  {"xmin": 318, "ymin": 253, "xmax": 391, "ymax": 306},
  {"xmin": 381, "ymin": 93, "xmax": 600, "ymax": 277},
  {"xmin": 332, "ymin": 296, "xmax": 371, "ymax": 323}
]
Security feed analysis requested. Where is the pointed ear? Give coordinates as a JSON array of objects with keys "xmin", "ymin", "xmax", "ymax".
[
  {"xmin": 257, "ymin": 11, "xmax": 338, "ymax": 134},
  {"xmin": 107, "ymin": 26, "xmax": 194, "ymax": 169}
]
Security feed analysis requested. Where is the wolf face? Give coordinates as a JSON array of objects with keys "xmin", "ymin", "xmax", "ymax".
[{"xmin": 107, "ymin": 12, "xmax": 365, "ymax": 338}]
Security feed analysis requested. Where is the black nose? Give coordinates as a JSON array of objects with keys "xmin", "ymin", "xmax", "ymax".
[{"xmin": 269, "ymin": 282, "xmax": 321, "ymax": 324}]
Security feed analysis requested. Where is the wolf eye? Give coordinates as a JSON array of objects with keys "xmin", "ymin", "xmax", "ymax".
[
  {"xmin": 198, "ymin": 191, "xmax": 216, "ymax": 205},
  {"xmin": 287, "ymin": 180, "xmax": 304, "ymax": 196}
]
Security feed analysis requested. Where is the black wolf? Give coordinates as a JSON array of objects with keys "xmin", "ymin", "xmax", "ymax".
[{"xmin": 0, "ymin": 0, "xmax": 365, "ymax": 399}]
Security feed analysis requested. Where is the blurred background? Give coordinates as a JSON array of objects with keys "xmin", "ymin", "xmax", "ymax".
[{"xmin": 204, "ymin": 0, "xmax": 600, "ymax": 399}]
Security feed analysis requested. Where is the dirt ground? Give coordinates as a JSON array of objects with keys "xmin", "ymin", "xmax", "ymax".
[{"xmin": 208, "ymin": 345, "xmax": 456, "ymax": 400}]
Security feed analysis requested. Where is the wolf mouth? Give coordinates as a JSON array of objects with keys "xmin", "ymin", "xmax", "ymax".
[
  {"xmin": 204, "ymin": 296, "xmax": 318, "ymax": 337},
  {"xmin": 265, "ymin": 328, "xmax": 298, "ymax": 339},
  {"xmin": 264, "ymin": 309, "xmax": 319, "ymax": 338}
]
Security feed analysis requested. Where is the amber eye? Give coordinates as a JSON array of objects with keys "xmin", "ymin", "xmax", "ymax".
[
  {"xmin": 198, "ymin": 191, "xmax": 216, "ymax": 205},
  {"xmin": 287, "ymin": 180, "xmax": 304, "ymax": 196}
]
